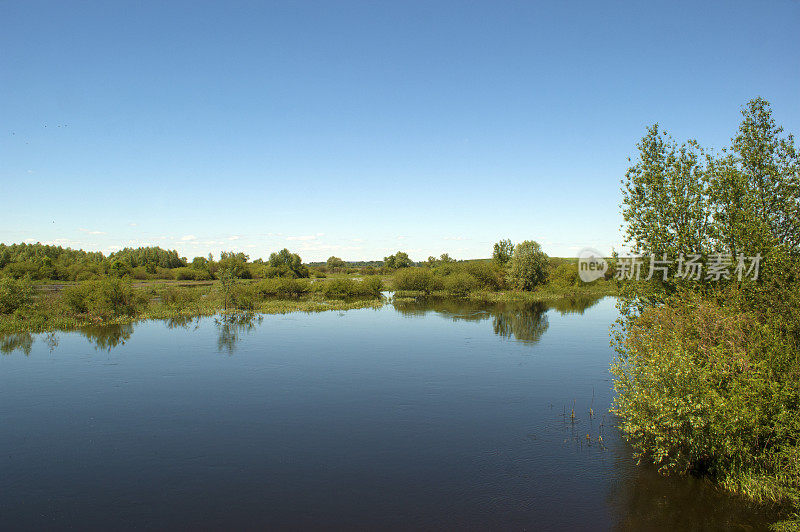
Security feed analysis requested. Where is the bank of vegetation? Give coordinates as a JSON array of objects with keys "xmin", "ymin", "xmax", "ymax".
[
  {"xmin": 613, "ymin": 98, "xmax": 799, "ymax": 529},
  {"xmin": 0, "ymin": 236, "xmax": 617, "ymax": 334}
]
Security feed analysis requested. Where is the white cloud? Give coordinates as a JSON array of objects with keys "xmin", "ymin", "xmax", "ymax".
[
  {"xmin": 228, "ymin": 235, "xmax": 241, "ymax": 241},
  {"xmin": 79, "ymin": 228, "xmax": 106, "ymax": 235},
  {"xmin": 287, "ymin": 235, "xmax": 319, "ymax": 241},
  {"xmin": 180, "ymin": 235, "xmax": 196, "ymax": 241},
  {"xmin": 129, "ymin": 222, "xmax": 138, "ymax": 227},
  {"xmin": 443, "ymin": 235, "xmax": 468, "ymax": 241},
  {"xmin": 397, "ymin": 235, "xmax": 408, "ymax": 240}
]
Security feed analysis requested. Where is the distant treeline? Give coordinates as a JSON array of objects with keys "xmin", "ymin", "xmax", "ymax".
[
  {"xmin": 0, "ymin": 242, "xmax": 603, "ymax": 288},
  {"xmin": 0, "ymin": 244, "xmax": 313, "ymax": 282}
]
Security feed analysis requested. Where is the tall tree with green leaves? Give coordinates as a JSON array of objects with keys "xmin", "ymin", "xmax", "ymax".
[
  {"xmin": 492, "ymin": 239, "xmax": 513, "ymax": 265},
  {"xmin": 710, "ymin": 97, "xmax": 800, "ymax": 256},
  {"xmin": 621, "ymin": 125, "xmax": 712, "ymax": 259},
  {"xmin": 509, "ymin": 240, "xmax": 548, "ymax": 290},
  {"xmin": 383, "ymin": 251, "xmax": 412, "ymax": 269}
]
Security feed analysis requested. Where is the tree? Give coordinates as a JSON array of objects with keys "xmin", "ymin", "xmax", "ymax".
[
  {"xmin": 509, "ymin": 240, "xmax": 548, "ymax": 290},
  {"xmin": 493, "ymin": 239, "xmax": 513, "ymax": 265},
  {"xmin": 709, "ymin": 97, "xmax": 800, "ymax": 256},
  {"xmin": 621, "ymin": 125, "xmax": 712, "ymax": 259},
  {"xmin": 268, "ymin": 249, "xmax": 308, "ymax": 278},
  {"xmin": 326, "ymin": 256, "xmax": 345, "ymax": 270},
  {"xmin": 217, "ymin": 251, "xmax": 251, "ymax": 279},
  {"xmin": 383, "ymin": 251, "xmax": 412, "ymax": 269},
  {"xmin": 218, "ymin": 266, "xmax": 236, "ymax": 311}
]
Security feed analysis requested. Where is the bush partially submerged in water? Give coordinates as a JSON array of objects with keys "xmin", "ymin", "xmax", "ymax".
[
  {"xmin": 611, "ymin": 296, "xmax": 800, "ymax": 512},
  {"xmin": 443, "ymin": 272, "xmax": 479, "ymax": 297},
  {"xmin": 0, "ymin": 277, "xmax": 35, "ymax": 314},
  {"xmin": 393, "ymin": 268, "xmax": 440, "ymax": 294},
  {"xmin": 62, "ymin": 278, "xmax": 145, "ymax": 319},
  {"xmin": 254, "ymin": 278, "xmax": 311, "ymax": 299},
  {"xmin": 318, "ymin": 277, "xmax": 383, "ymax": 299}
]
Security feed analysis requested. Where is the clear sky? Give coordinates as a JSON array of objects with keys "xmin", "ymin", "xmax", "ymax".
[{"xmin": 2, "ymin": 0, "xmax": 798, "ymax": 262}]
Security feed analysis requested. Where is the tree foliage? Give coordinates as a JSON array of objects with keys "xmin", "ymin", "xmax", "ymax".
[
  {"xmin": 384, "ymin": 251, "xmax": 412, "ymax": 269},
  {"xmin": 509, "ymin": 240, "xmax": 549, "ymax": 290},
  {"xmin": 492, "ymin": 239, "xmax": 513, "ymax": 265}
]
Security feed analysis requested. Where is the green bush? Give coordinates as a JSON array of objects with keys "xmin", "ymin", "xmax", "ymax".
[
  {"xmin": 443, "ymin": 272, "xmax": 478, "ymax": 297},
  {"xmin": 159, "ymin": 286, "xmax": 200, "ymax": 309},
  {"xmin": 62, "ymin": 278, "xmax": 144, "ymax": 319},
  {"xmin": 548, "ymin": 262, "xmax": 579, "ymax": 287},
  {"xmin": 229, "ymin": 284, "xmax": 255, "ymax": 311},
  {"xmin": 358, "ymin": 276, "xmax": 383, "ymax": 297},
  {"xmin": 393, "ymin": 268, "xmax": 439, "ymax": 294},
  {"xmin": 254, "ymin": 278, "xmax": 311, "ymax": 299},
  {"xmin": 0, "ymin": 277, "xmax": 35, "ymax": 314},
  {"xmin": 462, "ymin": 261, "xmax": 505, "ymax": 291},
  {"xmin": 173, "ymin": 267, "xmax": 212, "ymax": 281},
  {"xmin": 320, "ymin": 277, "xmax": 383, "ymax": 299},
  {"xmin": 612, "ymin": 296, "xmax": 800, "ymax": 511}
]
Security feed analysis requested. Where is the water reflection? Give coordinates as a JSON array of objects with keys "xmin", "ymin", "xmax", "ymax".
[
  {"xmin": 214, "ymin": 313, "xmax": 263, "ymax": 354},
  {"xmin": 492, "ymin": 302, "xmax": 549, "ymax": 344},
  {"xmin": 0, "ymin": 296, "xmax": 606, "ymax": 355},
  {"xmin": 166, "ymin": 316, "xmax": 200, "ymax": 330},
  {"xmin": 0, "ymin": 332, "xmax": 34, "ymax": 355},
  {"xmin": 79, "ymin": 323, "xmax": 134, "ymax": 351},
  {"xmin": 607, "ymin": 444, "xmax": 777, "ymax": 530},
  {"xmin": 391, "ymin": 296, "xmax": 602, "ymax": 345}
]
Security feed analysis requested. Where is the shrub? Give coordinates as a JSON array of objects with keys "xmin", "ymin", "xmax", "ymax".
[
  {"xmin": 358, "ymin": 276, "xmax": 383, "ymax": 297},
  {"xmin": 462, "ymin": 261, "xmax": 505, "ymax": 291},
  {"xmin": 62, "ymin": 278, "xmax": 144, "ymax": 319},
  {"xmin": 229, "ymin": 284, "xmax": 255, "ymax": 311},
  {"xmin": 159, "ymin": 286, "xmax": 200, "ymax": 309},
  {"xmin": 549, "ymin": 262, "xmax": 579, "ymax": 287},
  {"xmin": 0, "ymin": 277, "xmax": 35, "ymax": 314},
  {"xmin": 173, "ymin": 267, "xmax": 212, "ymax": 281},
  {"xmin": 320, "ymin": 278, "xmax": 357, "ymax": 299},
  {"xmin": 611, "ymin": 296, "xmax": 800, "ymax": 510},
  {"xmin": 393, "ymin": 268, "xmax": 439, "ymax": 294},
  {"xmin": 254, "ymin": 278, "xmax": 311, "ymax": 299},
  {"xmin": 443, "ymin": 272, "xmax": 478, "ymax": 297},
  {"xmin": 319, "ymin": 277, "xmax": 383, "ymax": 299}
]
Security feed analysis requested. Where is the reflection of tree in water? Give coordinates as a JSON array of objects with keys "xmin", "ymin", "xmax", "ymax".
[
  {"xmin": 547, "ymin": 294, "xmax": 604, "ymax": 315},
  {"xmin": 215, "ymin": 312, "xmax": 263, "ymax": 355},
  {"xmin": 79, "ymin": 323, "xmax": 134, "ymax": 351},
  {"xmin": 492, "ymin": 302, "xmax": 549, "ymax": 344},
  {"xmin": 606, "ymin": 441, "xmax": 777, "ymax": 530},
  {"xmin": 392, "ymin": 298, "xmax": 589, "ymax": 345},
  {"xmin": 0, "ymin": 332, "xmax": 34, "ymax": 355},
  {"xmin": 0, "ymin": 332, "xmax": 58, "ymax": 355},
  {"xmin": 166, "ymin": 316, "xmax": 200, "ymax": 330}
]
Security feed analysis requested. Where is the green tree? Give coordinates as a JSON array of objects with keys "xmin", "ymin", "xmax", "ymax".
[
  {"xmin": 384, "ymin": 251, "xmax": 412, "ymax": 269},
  {"xmin": 493, "ymin": 239, "xmax": 513, "ymax": 265},
  {"xmin": 509, "ymin": 241, "xmax": 548, "ymax": 290},
  {"xmin": 268, "ymin": 248, "xmax": 308, "ymax": 278},
  {"xmin": 708, "ymin": 97, "xmax": 800, "ymax": 257},
  {"xmin": 217, "ymin": 251, "xmax": 251, "ymax": 279},
  {"xmin": 326, "ymin": 256, "xmax": 345, "ymax": 270},
  {"xmin": 621, "ymin": 125, "xmax": 711, "ymax": 259}
]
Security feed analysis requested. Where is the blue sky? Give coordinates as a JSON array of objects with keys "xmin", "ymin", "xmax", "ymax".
[{"xmin": 2, "ymin": 0, "xmax": 798, "ymax": 261}]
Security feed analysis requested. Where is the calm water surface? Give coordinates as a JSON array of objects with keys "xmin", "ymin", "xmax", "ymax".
[{"xmin": 0, "ymin": 297, "xmax": 773, "ymax": 530}]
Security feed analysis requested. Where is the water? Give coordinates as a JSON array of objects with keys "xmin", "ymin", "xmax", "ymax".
[{"xmin": 0, "ymin": 297, "xmax": 773, "ymax": 530}]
